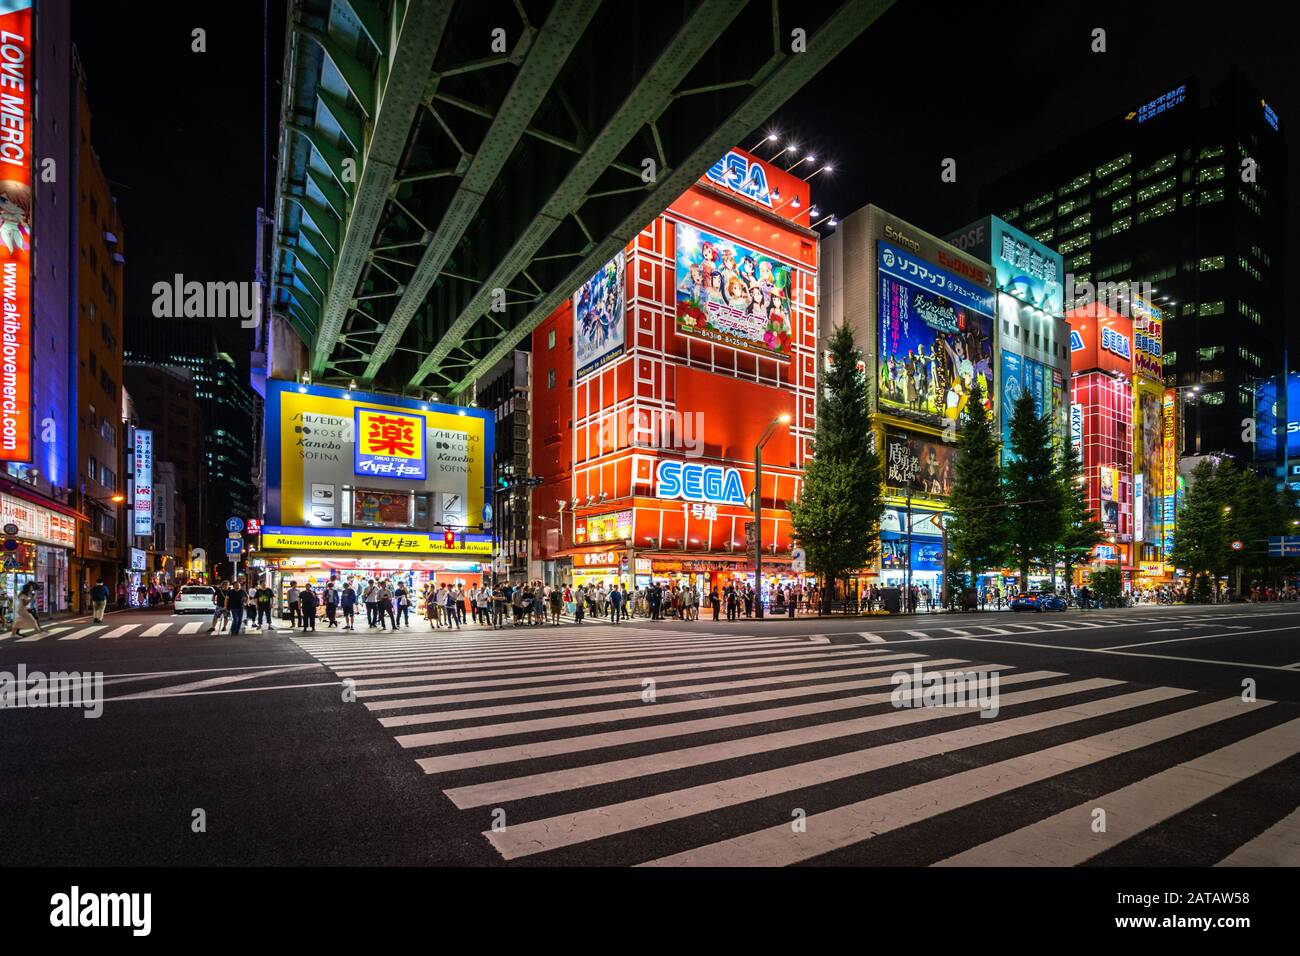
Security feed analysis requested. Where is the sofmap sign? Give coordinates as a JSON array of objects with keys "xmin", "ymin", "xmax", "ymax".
[
  {"xmin": 0, "ymin": 1, "xmax": 33, "ymax": 464},
  {"xmin": 133, "ymin": 430, "xmax": 154, "ymax": 536},
  {"xmin": 655, "ymin": 460, "xmax": 746, "ymax": 506}
]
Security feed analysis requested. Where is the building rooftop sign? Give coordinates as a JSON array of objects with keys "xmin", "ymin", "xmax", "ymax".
[{"xmin": 1127, "ymin": 83, "xmax": 1188, "ymax": 123}]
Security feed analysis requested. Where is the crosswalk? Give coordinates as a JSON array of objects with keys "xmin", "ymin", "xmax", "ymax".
[
  {"xmin": 0, "ymin": 618, "xmax": 288, "ymax": 642},
  {"xmin": 291, "ymin": 624, "xmax": 1300, "ymax": 866}
]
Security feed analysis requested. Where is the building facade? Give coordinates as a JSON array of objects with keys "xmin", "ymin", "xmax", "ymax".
[
  {"xmin": 72, "ymin": 55, "xmax": 127, "ymax": 602},
  {"xmin": 477, "ymin": 349, "xmax": 531, "ymax": 585},
  {"xmin": 982, "ymin": 68, "xmax": 1285, "ymax": 461},
  {"xmin": 821, "ymin": 205, "xmax": 997, "ymax": 598},
  {"xmin": 530, "ymin": 147, "xmax": 819, "ymax": 596}
]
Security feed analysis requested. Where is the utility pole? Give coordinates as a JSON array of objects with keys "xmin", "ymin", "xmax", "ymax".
[{"xmin": 753, "ymin": 414, "xmax": 790, "ymax": 619}]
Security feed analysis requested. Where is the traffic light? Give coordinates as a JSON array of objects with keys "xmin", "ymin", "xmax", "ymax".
[
  {"xmin": 443, "ymin": 529, "xmax": 455, "ymax": 549},
  {"xmin": 495, "ymin": 474, "xmax": 545, "ymax": 490}
]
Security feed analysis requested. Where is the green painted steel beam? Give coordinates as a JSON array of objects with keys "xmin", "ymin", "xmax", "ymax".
[
  {"xmin": 359, "ymin": 0, "xmax": 603, "ymax": 384},
  {"xmin": 308, "ymin": 0, "xmax": 454, "ymax": 374},
  {"xmin": 450, "ymin": 0, "xmax": 897, "ymax": 393},
  {"xmin": 404, "ymin": 0, "xmax": 748, "ymax": 389}
]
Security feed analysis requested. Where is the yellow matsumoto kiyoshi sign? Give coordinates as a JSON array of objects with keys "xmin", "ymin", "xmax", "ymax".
[{"xmin": 260, "ymin": 528, "xmax": 492, "ymax": 556}]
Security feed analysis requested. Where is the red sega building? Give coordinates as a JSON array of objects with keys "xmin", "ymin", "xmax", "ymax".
[
  {"xmin": 1067, "ymin": 300, "xmax": 1135, "ymax": 585},
  {"xmin": 530, "ymin": 147, "xmax": 819, "ymax": 593}
]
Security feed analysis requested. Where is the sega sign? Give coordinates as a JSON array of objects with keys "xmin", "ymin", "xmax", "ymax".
[
  {"xmin": 1101, "ymin": 326, "xmax": 1131, "ymax": 360},
  {"xmin": 655, "ymin": 460, "xmax": 746, "ymax": 506},
  {"xmin": 704, "ymin": 151, "xmax": 773, "ymax": 207},
  {"xmin": 1069, "ymin": 330, "xmax": 1084, "ymax": 352}
]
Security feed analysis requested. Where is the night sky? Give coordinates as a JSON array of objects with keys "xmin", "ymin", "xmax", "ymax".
[{"xmin": 70, "ymin": 0, "xmax": 1294, "ymax": 355}]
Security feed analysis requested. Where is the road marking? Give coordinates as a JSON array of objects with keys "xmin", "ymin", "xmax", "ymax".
[
  {"xmin": 179, "ymin": 622, "xmax": 204, "ymax": 634},
  {"xmin": 446, "ymin": 675, "xmax": 1113, "ymax": 809},
  {"xmin": 936, "ymin": 716, "xmax": 1300, "ymax": 866},
  {"xmin": 1149, "ymin": 628, "xmax": 1181, "ymax": 633},
  {"xmin": 417, "ymin": 657, "xmax": 978, "ymax": 774},
  {"xmin": 1216, "ymin": 805, "xmax": 1300, "ymax": 866},
  {"xmin": 105, "ymin": 680, "xmax": 343, "ymax": 701},
  {"xmin": 905, "ymin": 630, "xmax": 930, "ymax": 639},
  {"xmin": 109, "ymin": 665, "xmax": 331, "ymax": 700},
  {"xmin": 16, "ymin": 631, "xmax": 53, "ymax": 642},
  {"xmin": 59, "ymin": 625, "xmax": 105, "ymax": 641},
  {"xmin": 858, "ymin": 632, "xmax": 886, "ymax": 643},
  {"xmin": 142, "ymin": 623, "xmax": 170, "ymax": 637},
  {"xmin": 948, "ymin": 634, "xmax": 1300, "ymax": 672},
  {"xmin": 1107, "ymin": 623, "xmax": 1300, "ymax": 650},
  {"xmin": 639, "ymin": 696, "xmax": 1254, "ymax": 867},
  {"xmin": 488, "ymin": 686, "xmax": 1192, "ymax": 861},
  {"xmin": 101, "ymin": 624, "xmax": 136, "ymax": 639}
]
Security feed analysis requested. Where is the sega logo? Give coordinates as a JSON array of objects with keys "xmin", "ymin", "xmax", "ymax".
[
  {"xmin": 1101, "ymin": 326, "xmax": 1131, "ymax": 359},
  {"xmin": 655, "ymin": 460, "xmax": 746, "ymax": 505},
  {"xmin": 1069, "ymin": 330, "xmax": 1084, "ymax": 351},
  {"xmin": 705, "ymin": 151, "xmax": 773, "ymax": 207}
]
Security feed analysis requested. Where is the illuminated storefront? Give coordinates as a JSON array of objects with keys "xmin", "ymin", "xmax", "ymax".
[
  {"xmin": 0, "ymin": 487, "xmax": 77, "ymax": 617},
  {"xmin": 1068, "ymin": 301, "xmax": 1137, "ymax": 588},
  {"xmin": 822, "ymin": 206, "xmax": 998, "ymax": 600},
  {"xmin": 530, "ymin": 146, "xmax": 818, "ymax": 600},
  {"xmin": 259, "ymin": 381, "xmax": 494, "ymax": 606}
]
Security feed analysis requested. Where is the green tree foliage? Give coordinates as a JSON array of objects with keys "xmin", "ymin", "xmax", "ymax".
[
  {"xmin": 1057, "ymin": 445, "xmax": 1104, "ymax": 594},
  {"xmin": 1004, "ymin": 390, "xmax": 1064, "ymax": 588},
  {"xmin": 1171, "ymin": 459, "xmax": 1228, "ymax": 595},
  {"xmin": 945, "ymin": 378, "xmax": 1004, "ymax": 606},
  {"xmin": 791, "ymin": 324, "xmax": 883, "ymax": 611}
]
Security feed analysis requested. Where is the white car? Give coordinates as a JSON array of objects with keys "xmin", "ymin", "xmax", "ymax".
[{"xmin": 174, "ymin": 585, "xmax": 217, "ymax": 614}]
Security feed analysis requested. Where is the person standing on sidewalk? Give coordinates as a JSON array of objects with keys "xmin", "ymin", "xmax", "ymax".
[
  {"xmin": 323, "ymin": 581, "xmax": 339, "ymax": 627},
  {"xmin": 256, "ymin": 584, "xmax": 274, "ymax": 630},
  {"xmin": 341, "ymin": 582, "xmax": 357, "ymax": 630},
  {"xmin": 89, "ymin": 579, "xmax": 109, "ymax": 623},
  {"xmin": 228, "ymin": 581, "xmax": 247, "ymax": 636},
  {"xmin": 299, "ymin": 585, "xmax": 319, "ymax": 631},
  {"xmin": 394, "ymin": 583, "xmax": 411, "ymax": 628},
  {"xmin": 286, "ymin": 582, "xmax": 301, "ymax": 627}
]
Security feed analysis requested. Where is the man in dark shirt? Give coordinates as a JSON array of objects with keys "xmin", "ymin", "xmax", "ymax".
[{"xmin": 227, "ymin": 582, "xmax": 247, "ymax": 635}]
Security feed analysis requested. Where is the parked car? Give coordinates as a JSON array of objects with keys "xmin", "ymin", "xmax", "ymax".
[
  {"xmin": 174, "ymin": 585, "xmax": 217, "ymax": 614},
  {"xmin": 1010, "ymin": 591, "xmax": 1068, "ymax": 612}
]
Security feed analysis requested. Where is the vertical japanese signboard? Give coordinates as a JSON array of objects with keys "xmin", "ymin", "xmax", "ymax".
[
  {"xmin": 0, "ymin": 2, "xmax": 33, "ymax": 463},
  {"xmin": 1161, "ymin": 389, "xmax": 1177, "ymax": 557},
  {"xmin": 134, "ymin": 429, "xmax": 154, "ymax": 536}
]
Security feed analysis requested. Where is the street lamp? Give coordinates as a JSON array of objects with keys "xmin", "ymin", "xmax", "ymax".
[{"xmin": 754, "ymin": 413, "xmax": 791, "ymax": 619}]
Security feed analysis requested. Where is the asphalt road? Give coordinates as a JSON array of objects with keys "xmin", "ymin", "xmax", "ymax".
[{"xmin": 2, "ymin": 603, "xmax": 1298, "ymax": 866}]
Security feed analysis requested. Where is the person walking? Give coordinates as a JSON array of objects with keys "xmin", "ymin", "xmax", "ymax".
[
  {"xmin": 255, "ymin": 583, "xmax": 275, "ymax": 630},
  {"xmin": 362, "ymin": 581, "xmax": 378, "ymax": 628},
  {"xmin": 286, "ymin": 582, "xmax": 301, "ymax": 627},
  {"xmin": 10, "ymin": 582, "xmax": 43, "ymax": 639},
  {"xmin": 710, "ymin": 587, "xmax": 720, "ymax": 621},
  {"xmin": 492, "ymin": 584, "xmax": 506, "ymax": 629},
  {"xmin": 340, "ymin": 582, "xmax": 357, "ymax": 630},
  {"xmin": 548, "ymin": 584, "xmax": 562, "ymax": 625},
  {"xmin": 573, "ymin": 585, "xmax": 586, "ymax": 624},
  {"xmin": 376, "ymin": 582, "xmax": 396, "ymax": 630},
  {"xmin": 89, "ymin": 579, "xmax": 109, "ymax": 623},
  {"xmin": 394, "ymin": 584, "xmax": 411, "ymax": 628},
  {"xmin": 442, "ymin": 584, "xmax": 460, "ymax": 629},
  {"xmin": 323, "ymin": 582, "xmax": 339, "ymax": 627},
  {"xmin": 206, "ymin": 583, "xmax": 230, "ymax": 634},
  {"xmin": 609, "ymin": 584, "xmax": 624, "ymax": 624},
  {"xmin": 228, "ymin": 581, "xmax": 247, "ymax": 636},
  {"xmin": 299, "ymin": 585, "xmax": 318, "ymax": 632}
]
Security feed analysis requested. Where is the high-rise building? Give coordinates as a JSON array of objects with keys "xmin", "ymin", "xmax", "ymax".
[
  {"xmin": 0, "ymin": 1, "xmax": 80, "ymax": 615},
  {"xmin": 123, "ymin": 318, "xmax": 256, "ymax": 568},
  {"xmin": 980, "ymin": 68, "xmax": 1285, "ymax": 461},
  {"xmin": 477, "ymin": 350, "xmax": 531, "ymax": 585},
  {"xmin": 72, "ymin": 52, "xmax": 127, "ymax": 600}
]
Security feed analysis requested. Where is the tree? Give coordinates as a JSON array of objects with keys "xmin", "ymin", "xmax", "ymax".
[
  {"xmin": 1170, "ymin": 459, "xmax": 1228, "ymax": 599},
  {"xmin": 790, "ymin": 324, "xmax": 883, "ymax": 613},
  {"xmin": 1057, "ymin": 445, "xmax": 1104, "ymax": 597},
  {"xmin": 945, "ymin": 378, "xmax": 1005, "ymax": 607},
  {"xmin": 1004, "ymin": 390, "xmax": 1063, "ymax": 589}
]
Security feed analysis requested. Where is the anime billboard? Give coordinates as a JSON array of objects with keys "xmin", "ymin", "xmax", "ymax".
[
  {"xmin": 674, "ymin": 223, "xmax": 793, "ymax": 360},
  {"xmin": 574, "ymin": 252, "xmax": 626, "ymax": 379},
  {"xmin": 877, "ymin": 241, "xmax": 995, "ymax": 427}
]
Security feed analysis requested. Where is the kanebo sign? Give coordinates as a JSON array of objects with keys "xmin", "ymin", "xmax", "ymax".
[{"xmin": 655, "ymin": 460, "xmax": 746, "ymax": 506}]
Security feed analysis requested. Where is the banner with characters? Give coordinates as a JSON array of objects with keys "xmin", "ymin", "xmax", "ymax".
[
  {"xmin": 674, "ymin": 223, "xmax": 793, "ymax": 360},
  {"xmin": 574, "ymin": 252, "xmax": 626, "ymax": 379}
]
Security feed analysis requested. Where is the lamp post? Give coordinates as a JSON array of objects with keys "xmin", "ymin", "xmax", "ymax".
[{"xmin": 754, "ymin": 413, "xmax": 791, "ymax": 619}]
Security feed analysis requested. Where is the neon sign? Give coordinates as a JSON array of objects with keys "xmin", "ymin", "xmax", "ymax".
[
  {"xmin": 1069, "ymin": 330, "xmax": 1084, "ymax": 351},
  {"xmin": 704, "ymin": 151, "xmax": 773, "ymax": 208},
  {"xmin": 0, "ymin": 1, "xmax": 33, "ymax": 463},
  {"xmin": 655, "ymin": 460, "xmax": 746, "ymax": 505},
  {"xmin": 1101, "ymin": 326, "xmax": 1131, "ymax": 359}
]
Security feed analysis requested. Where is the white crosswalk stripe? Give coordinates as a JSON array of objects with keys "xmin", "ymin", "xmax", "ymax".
[
  {"xmin": 287, "ymin": 627, "xmax": 1300, "ymax": 866},
  {"xmin": 0, "ymin": 619, "xmax": 290, "ymax": 642}
]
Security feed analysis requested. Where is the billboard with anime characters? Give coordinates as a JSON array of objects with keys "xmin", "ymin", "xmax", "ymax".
[
  {"xmin": 574, "ymin": 251, "xmax": 626, "ymax": 379},
  {"xmin": 877, "ymin": 240, "xmax": 995, "ymax": 427},
  {"xmin": 673, "ymin": 223, "xmax": 793, "ymax": 360}
]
